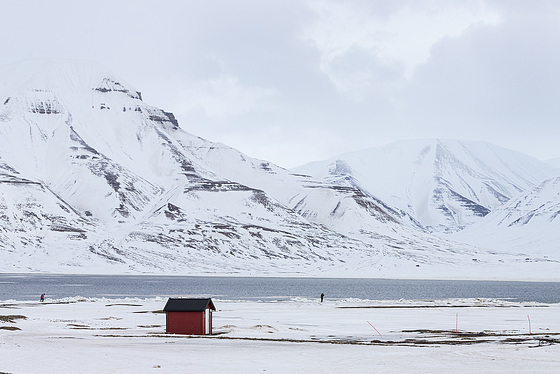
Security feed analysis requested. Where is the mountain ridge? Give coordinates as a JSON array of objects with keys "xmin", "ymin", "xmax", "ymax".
[
  {"xmin": 293, "ymin": 139, "xmax": 558, "ymax": 232},
  {"xmin": 0, "ymin": 60, "xmax": 557, "ymax": 279}
]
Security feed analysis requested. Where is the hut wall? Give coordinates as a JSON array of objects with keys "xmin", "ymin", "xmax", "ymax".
[{"xmin": 166, "ymin": 311, "xmax": 204, "ymax": 335}]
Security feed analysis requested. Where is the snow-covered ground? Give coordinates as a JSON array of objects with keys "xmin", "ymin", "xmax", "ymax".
[{"xmin": 1, "ymin": 296, "xmax": 559, "ymax": 373}]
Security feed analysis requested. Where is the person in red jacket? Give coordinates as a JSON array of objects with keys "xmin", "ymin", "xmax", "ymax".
[{"xmin": 40, "ymin": 293, "xmax": 45, "ymax": 302}]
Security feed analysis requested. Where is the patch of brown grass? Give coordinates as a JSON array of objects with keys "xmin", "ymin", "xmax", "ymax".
[{"xmin": 0, "ymin": 315, "xmax": 27, "ymax": 323}]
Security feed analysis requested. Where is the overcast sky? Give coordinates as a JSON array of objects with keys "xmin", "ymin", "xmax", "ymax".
[{"xmin": 2, "ymin": 0, "xmax": 560, "ymax": 167}]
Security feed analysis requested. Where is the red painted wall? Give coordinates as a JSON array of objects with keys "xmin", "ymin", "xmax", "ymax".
[{"xmin": 166, "ymin": 311, "xmax": 205, "ymax": 335}]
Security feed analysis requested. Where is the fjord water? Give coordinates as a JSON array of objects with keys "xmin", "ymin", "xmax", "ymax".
[{"xmin": 1, "ymin": 274, "xmax": 559, "ymax": 303}]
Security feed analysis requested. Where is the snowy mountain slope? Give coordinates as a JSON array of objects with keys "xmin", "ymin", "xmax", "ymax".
[
  {"xmin": 0, "ymin": 169, "xmax": 93, "ymax": 245},
  {"xmin": 168, "ymin": 133, "xmax": 487, "ymax": 274},
  {"xmin": 293, "ymin": 139, "xmax": 558, "ymax": 232},
  {"xmin": 115, "ymin": 114, "xmax": 556, "ymax": 276},
  {"xmin": 452, "ymin": 176, "xmax": 560, "ymax": 257},
  {"xmin": 174, "ymin": 138, "xmax": 412, "ymax": 233},
  {"xmin": 0, "ymin": 162, "xmax": 124, "ymax": 271},
  {"xmin": 0, "ymin": 60, "xmax": 552, "ymax": 278}
]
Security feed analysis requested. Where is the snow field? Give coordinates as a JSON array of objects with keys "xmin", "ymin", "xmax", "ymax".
[{"xmin": 1, "ymin": 297, "xmax": 560, "ymax": 373}]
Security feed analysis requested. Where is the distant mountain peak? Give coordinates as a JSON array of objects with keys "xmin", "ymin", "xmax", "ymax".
[
  {"xmin": 294, "ymin": 138, "xmax": 558, "ymax": 232},
  {"xmin": 0, "ymin": 60, "xmax": 139, "ymax": 107},
  {"xmin": 94, "ymin": 77, "xmax": 142, "ymax": 101}
]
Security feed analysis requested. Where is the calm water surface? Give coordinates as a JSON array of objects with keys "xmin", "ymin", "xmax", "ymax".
[{"xmin": 1, "ymin": 274, "xmax": 559, "ymax": 303}]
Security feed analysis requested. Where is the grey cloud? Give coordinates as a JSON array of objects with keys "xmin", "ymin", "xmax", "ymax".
[
  {"xmin": 402, "ymin": 9, "xmax": 560, "ymax": 151},
  {"xmin": 1, "ymin": 1, "xmax": 560, "ymax": 166}
]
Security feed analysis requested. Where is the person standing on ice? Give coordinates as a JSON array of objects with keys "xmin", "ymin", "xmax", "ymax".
[
  {"xmin": 320, "ymin": 293, "xmax": 324, "ymax": 302},
  {"xmin": 40, "ymin": 293, "xmax": 45, "ymax": 302}
]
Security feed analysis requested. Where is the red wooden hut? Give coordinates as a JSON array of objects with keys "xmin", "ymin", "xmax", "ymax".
[{"xmin": 163, "ymin": 298, "xmax": 216, "ymax": 335}]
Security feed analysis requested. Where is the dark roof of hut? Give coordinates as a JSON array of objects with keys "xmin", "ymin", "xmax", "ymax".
[{"xmin": 163, "ymin": 298, "xmax": 216, "ymax": 312}]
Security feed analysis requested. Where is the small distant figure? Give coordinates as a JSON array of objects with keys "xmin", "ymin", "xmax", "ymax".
[
  {"xmin": 40, "ymin": 293, "xmax": 45, "ymax": 302},
  {"xmin": 320, "ymin": 293, "xmax": 324, "ymax": 302}
]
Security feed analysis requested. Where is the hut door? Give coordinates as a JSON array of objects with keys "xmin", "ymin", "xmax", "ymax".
[{"xmin": 204, "ymin": 308, "xmax": 210, "ymax": 334}]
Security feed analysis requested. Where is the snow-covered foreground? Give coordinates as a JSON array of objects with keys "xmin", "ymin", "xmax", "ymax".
[{"xmin": 1, "ymin": 297, "xmax": 559, "ymax": 373}]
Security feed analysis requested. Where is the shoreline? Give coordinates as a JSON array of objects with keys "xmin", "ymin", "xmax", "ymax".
[{"xmin": 1, "ymin": 271, "xmax": 560, "ymax": 282}]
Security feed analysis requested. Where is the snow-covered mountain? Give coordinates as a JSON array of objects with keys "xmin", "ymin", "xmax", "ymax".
[
  {"xmin": 0, "ymin": 60, "xmax": 381, "ymax": 275},
  {"xmin": 0, "ymin": 60, "xmax": 557, "ymax": 279},
  {"xmin": 294, "ymin": 139, "xmax": 558, "ymax": 233},
  {"xmin": 453, "ymin": 176, "xmax": 560, "ymax": 257}
]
